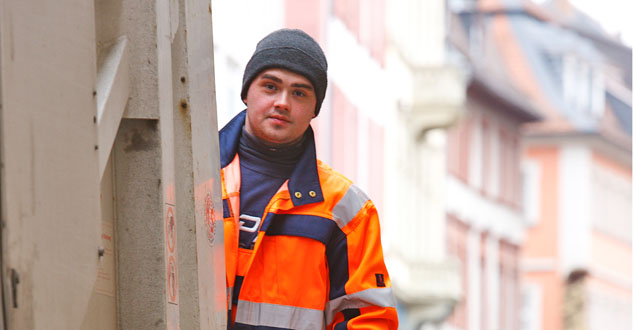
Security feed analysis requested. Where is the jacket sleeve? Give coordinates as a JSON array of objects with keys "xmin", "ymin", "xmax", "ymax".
[{"xmin": 325, "ymin": 185, "xmax": 398, "ymax": 329}]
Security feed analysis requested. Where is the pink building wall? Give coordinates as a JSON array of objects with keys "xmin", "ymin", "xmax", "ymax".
[
  {"xmin": 522, "ymin": 146, "xmax": 562, "ymax": 330},
  {"xmin": 330, "ymin": 85, "xmax": 359, "ymax": 183},
  {"xmin": 447, "ymin": 215, "xmax": 469, "ymax": 329},
  {"xmin": 284, "ymin": 0, "xmax": 325, "ymax": 44},
  {"xmin": 522, "ymin": 145, "xmax": 632, "ymax": 330},
  {"xmin": 445, "ymin": 83, "xmax": 530, "ymax": 329}
]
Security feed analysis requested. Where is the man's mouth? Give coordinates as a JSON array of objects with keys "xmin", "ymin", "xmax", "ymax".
[{"xmin": 268, "ymin": 114, "xmax": 291, "ymax": 123}]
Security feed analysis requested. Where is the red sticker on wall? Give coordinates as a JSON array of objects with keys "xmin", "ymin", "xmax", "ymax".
[
  {"xmin": 167, "ymin": 255, "xmax": 178, "ymax": 303},
  {"xmin": 166, "ymin": 206, "xmax": 176, "ymax": 253},
  {"xmin": 205, "ymin": 193, "xmax": 215, "ymax": 245}
]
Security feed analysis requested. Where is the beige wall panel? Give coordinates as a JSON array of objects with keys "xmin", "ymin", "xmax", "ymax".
[
  {"xmin": 114, "ymin": 118, "xmax": 167, "ymax": 329},
  {"xmin": 173, "ymin": 0, "xmax": 226, "ymax": 327},
  {"xmin": 0, "ymin": 0, "xmax": 101, "ymax": 329},
  {"xmin": 81, "ymin": 154, "xmax": 117, "ymax": 330},
  {"xmin": 95, "ymin": 0, "xmax": 161, "ymax": 119}
]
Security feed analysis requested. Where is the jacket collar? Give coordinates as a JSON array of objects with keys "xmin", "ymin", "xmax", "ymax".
[{"xmin": 219, "ymin": 110, "xmax": 324, "ymax": 207}]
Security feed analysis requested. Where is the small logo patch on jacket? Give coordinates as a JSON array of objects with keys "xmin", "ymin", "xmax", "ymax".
[{"xmin": 375, "ymin": 273, "xmax": 386, "ymax": 287}]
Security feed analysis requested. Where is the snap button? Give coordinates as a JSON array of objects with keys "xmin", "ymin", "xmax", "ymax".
[
  {"xmin": 294, "ymin": 191, "xmax": 302, "ymax": 198},
  {"xmin": 309, "ymin": 190, "xmax": 317, "ymax": 198}
]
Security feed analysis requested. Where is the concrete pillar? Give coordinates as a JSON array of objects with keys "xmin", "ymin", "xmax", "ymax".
[{"xmin": 0, "ymin": 0, "xmax": 225, "ymax": 328}]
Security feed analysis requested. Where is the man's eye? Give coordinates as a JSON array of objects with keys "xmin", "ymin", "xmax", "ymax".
[
  {"xmin": 292, "ymin": 90, "xmax": 306, "ymax": 97},
  {"xmin": 264, "ymin": 83, "xmax": 276, "ymax": 91}
]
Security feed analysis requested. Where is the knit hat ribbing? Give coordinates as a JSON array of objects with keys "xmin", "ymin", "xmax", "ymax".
[{"xmin": 241, "ymin": 29, "xmax": 328, "ymax": 116}]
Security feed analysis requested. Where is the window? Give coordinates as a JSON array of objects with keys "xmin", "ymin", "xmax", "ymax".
[
  {"xmin": 481, "ymin": 119, "xmax": 490, "ymax": 194},
  {"xmin": 487, "ymin": 123, "xmax": 500, "ymax": 197},
  {"xmin": 590, "ymin": 162, "xmax": 632, "ymax": 242},
  {"xmin": 469, "ymin": 18, "xmax": 484, "ymax": 58},
  {"xmin": 544, "ymin": 53, "xmax": 563, "ymax": 96},
  {"xmin": 562, "ymin": 53, "xmax": 605, "ymax": 117},
  {"xmin": 520, "ymin": 284, "xmax": 543, "ymax": 330},
  {"xmin": 469, "ymin": 117, "xmax": 483, "ymax": 189},
  {"xmin": 522, "ymin": 160, "xmax": 541, "ymax": 226}
]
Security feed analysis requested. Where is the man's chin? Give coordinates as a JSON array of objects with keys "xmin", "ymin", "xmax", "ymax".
[
  {"xmin": 259, "ymin": 134, "xmax": 291, "ymax": 146},
  {"xmin": 261, "ymin": 133, "xmax": 305, "ymax": 147}
]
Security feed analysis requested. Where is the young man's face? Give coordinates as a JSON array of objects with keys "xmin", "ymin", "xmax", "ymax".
[{"xmin": 244, "ymin": 68, "xmax": 317, "ymax": 145}]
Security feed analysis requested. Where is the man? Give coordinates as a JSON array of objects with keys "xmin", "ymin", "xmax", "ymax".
[{"xmin": 219, "ymin": 28, "xmax": 398, "ymax": 329}]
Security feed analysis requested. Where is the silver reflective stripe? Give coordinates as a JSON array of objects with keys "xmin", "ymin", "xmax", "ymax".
[
  {"xmin": 332, "ymin": 184, "xmax": 369, "ymax": 229},
  {"xmin": 227, "ymin": 286, "xmax": 233, "ymax": 309},
  {"xmin": 236, "ymin": 300, "xmax": 325, "ymax": 330},
  {"xmin": 324, "ymin": 287, "xmax": 397, "ymax": 325}
]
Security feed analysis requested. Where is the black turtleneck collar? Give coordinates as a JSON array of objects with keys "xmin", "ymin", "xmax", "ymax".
[{"xmin": 238, "ymin": 126, "xmax": 305, "ymax": 178}]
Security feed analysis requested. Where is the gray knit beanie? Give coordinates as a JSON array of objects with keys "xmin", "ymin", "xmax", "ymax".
[{"xmin": 241, "ymin": 29, "xmax": 328, "ymax": 116}]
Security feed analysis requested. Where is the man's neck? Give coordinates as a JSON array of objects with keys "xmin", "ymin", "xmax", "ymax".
[
  {"xmin": 241, "ymin": 127, "xmax": 306, "ymax": 155},
  {"xmin": 238, "ymin": 126, "xmax": 306, "ymax": 178}
]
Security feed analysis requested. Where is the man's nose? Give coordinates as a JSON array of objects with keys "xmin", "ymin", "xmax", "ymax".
[{"xmin": 273, "ymin": 90, "xmax": 290, "ymax": 111}]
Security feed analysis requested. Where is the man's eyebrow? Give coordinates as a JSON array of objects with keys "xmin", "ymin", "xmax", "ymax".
[
  {"xmin": 260, "ymin": 73, "xmax": 313, "ymax": 91},
  {"xmin": 291, "ymin": 82, "xmax": 313, "ymax": 91},
  {"xmin": 261, "ymin": 73, "xmax": 282, "ymax": 83}
]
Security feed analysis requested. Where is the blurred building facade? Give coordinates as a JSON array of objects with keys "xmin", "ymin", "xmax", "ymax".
[
  {"xmin": 442, "ymin": 42, "xmax": 543, "ymax": 330},
  {"xmin": 449, "ymin": 0, "xmax": 632, "ymax": 330},
  {"xmin": 211, "ymin": 0, "xmax": 631, "ymax": 330},
  {"xmin": 382, "ymin": 0, "xmax": 466, "ymax": 328}
]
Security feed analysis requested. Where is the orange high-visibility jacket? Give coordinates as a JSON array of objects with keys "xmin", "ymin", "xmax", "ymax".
[{"xmin": 220, "ymin": 111, "xmax": 398, "ymax": 329}]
